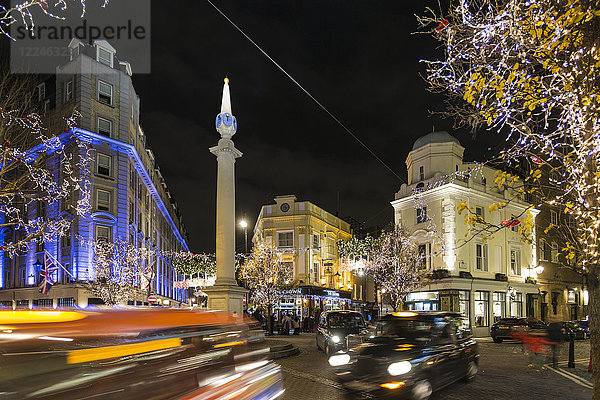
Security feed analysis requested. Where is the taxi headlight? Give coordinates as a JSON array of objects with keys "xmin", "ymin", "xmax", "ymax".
[
  {"xmin": 331, "ymin": 335, "xmax": 341, "ymax": 344},
  {"xmin": 328, "ymin": 353, "xmax": 351, "ymax": 367},
  {"xmin": 387, "ymin": 361, "xmax": 412, "ymax": 376}
]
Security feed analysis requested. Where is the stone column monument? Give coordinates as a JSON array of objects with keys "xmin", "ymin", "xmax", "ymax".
[{"xmin": 204, "ymin": 78, "xmax": 247, "ymax": 314}]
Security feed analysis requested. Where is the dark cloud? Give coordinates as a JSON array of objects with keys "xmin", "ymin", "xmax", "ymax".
[{"xmin": 131, "ymin": 0, "xmax": 501, "ymax": 252}]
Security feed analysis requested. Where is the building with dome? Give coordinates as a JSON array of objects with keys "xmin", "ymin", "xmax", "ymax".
[{"xmin": 391, "ymin": 131, "xmax": 540, "ymax": 337}]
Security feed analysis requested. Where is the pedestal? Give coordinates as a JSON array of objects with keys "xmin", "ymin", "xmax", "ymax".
[{"xmin": 203, "ymin": 284, "xmax": 247, "ymax": 314}]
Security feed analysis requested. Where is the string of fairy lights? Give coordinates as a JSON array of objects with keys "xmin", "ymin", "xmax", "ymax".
[
  {"xmin": 0, "ymin": 0, "xmax": 111, "ymax": 39},
  {"xmin": 419, "ymin": 0, "xmax": 600, "ymax": 272}
]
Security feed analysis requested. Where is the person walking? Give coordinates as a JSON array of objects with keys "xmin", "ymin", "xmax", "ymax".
[
  {"xmin": 282, "ymin": 314, "xmax": 292, "ymax": 335},
  {"xmin": 292, "ymin": 316, "xmax": 300, "ymax": 335},
  {"xmin": 547, "ymin": 317, "xmax": 564, "ymax": 368}
]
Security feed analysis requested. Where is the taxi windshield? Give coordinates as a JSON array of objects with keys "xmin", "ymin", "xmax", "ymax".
[
  {"xmin": 327, "ymin": 313, "xmax": 364, "ymax": 328},
  {"xmin": 375, "ymin": 319, "xmax": 433, "ymax": 342}
]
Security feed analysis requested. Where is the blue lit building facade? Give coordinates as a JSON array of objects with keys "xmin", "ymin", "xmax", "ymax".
[{"xmin": 0, "ymin": 40, "xmax": 189, "ymax": 308}]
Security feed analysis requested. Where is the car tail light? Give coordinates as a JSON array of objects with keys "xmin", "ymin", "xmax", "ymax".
[{"xmin": 561, "ymin": 328, "xmax": 565, "ymax": 332}]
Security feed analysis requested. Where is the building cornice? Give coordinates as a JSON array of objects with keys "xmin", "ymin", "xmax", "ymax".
[{"xmin": 73, "ymin": 128, "xmax": 189, "ymax": 251}]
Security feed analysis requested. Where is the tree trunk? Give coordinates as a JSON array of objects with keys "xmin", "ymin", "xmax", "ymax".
[
  {"xmin": 589, "ymin": 269, "xmax": 600, "ymax": 399},
  {"xmin": 267, "ymin": 304, "xmax": 273, "ymax": 335}
]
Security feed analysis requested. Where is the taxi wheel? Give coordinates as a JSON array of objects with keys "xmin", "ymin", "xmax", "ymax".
[
  {"xmin": 412, "ymin": 379, "xmax": 433, "ymax": 400},
  {"xmin": 465, "ymin": 360, "xmax": 478, "ymax": 382}
]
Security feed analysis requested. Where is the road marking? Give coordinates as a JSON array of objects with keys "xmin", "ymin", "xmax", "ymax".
[
  {"xmin": 279, "ymin": 366, "xmax": 375, "ymax": 399},
  {"xmin": 545, "ymin": 366, "xmax": 593, "ymax": 389}
]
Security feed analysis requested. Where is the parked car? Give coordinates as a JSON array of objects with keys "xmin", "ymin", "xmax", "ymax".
[
  {"xmin": 577, "ymin": 320, "xmax": 590, "ymax": 338},
  {"xmin": 0, "ymin": 308, "xmax": 284, "ymax": 400},
  {"xmin": 329, "ymin": 311, "xmax": 477, "ymax": 399},
  {"xmin": 490, "ymin": 317, "xmax": 547, "ymax": 343},
  {"xmin": 316, "ymin": 310, "xmax": 369, "ymax": 356}
]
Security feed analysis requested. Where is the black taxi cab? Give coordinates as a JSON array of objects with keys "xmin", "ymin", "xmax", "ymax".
[
  {"xmin": 328, "ymin": 311, "xmax": 478, "ymax": 399},
  {"xmin": 0, "ymin": 308, "xmax": 284, "ymax": 400}
]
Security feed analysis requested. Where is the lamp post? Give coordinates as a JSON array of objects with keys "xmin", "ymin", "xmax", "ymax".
[{"xmin": 239, "ymin": 220, "xmax": 248, "ymax": 254}]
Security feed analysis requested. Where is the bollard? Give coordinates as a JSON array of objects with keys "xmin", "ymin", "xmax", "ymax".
[{"xmin": 568, "ymin": 337, "xmax": 575, "ymax": 368}]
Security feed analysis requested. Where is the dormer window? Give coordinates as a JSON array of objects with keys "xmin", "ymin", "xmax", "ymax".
[{"xmin": 97, "ymin": 46, "xmax": 113, "ymax": 67}]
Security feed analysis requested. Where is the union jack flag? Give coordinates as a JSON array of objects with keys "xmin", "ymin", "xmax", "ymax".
[{"xmin": 39, "ymin": 253, "xmax": 59, "ymax": 295}]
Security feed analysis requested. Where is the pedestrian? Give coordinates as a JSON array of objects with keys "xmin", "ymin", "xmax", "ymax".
[
  {"xmin": 547, "ymin": 316, "xmax": 564, "ymax": 368},
  {"xmin": 293, "ymin": 316, "xmax": 300, "ymax": 335},
  {"xmin": 282, "ymin": 314, "xmax": 292, "ymax": 335}
]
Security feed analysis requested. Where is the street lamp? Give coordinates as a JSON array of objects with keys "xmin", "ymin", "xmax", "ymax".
[{"xmin": 239, "ymin": 220, "xmax": 248, "ymax": 254}]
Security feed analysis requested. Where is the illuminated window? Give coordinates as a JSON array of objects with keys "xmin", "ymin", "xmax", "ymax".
[
  {"xmin": 510, "ymin": 293, "xmax": 523, "ymax": 317},
  {"xmin": 474, "ymin": 291, "xmax": 489, "ymax": 327},
  {"xmin": 493, "ymin": 292, "xmax": 506, "ymax": 322},
  {"xmin": 98, "ymin": 81, "xmax": 113, "ymax": 105}
]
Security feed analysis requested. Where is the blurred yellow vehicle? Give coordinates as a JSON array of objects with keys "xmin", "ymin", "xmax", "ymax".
[{"xmin": 0, "ymin": 308, "xmax": 284, "ymax": 400}]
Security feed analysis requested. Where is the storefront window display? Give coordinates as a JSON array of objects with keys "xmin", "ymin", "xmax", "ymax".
[
  {"xmin": 459, "ymin": 291, "xmax": 470, "ymax": 321},
  {"xmin": 510, "ymin": 293, "xmax": 523, "ymax": 317},
  {"xmin": 474, "ymin": 291, "xmax": 489, "ymax": 327},
  {"xmin": 493, "ymin": 292, "xmax": 506, "ymax": 322},
  {"xmin": 406, "ymin": 292, "xmax": 439, "ymax": 311}
]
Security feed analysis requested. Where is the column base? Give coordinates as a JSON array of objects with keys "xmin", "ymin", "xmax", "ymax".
[{"xmin": 203, "ymin": 284, "xmax": 248, "ymax": 314}]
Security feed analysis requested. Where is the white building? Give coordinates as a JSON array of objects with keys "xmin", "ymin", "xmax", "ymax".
[{"xmin": 391, "ymin": 132, "xmax": 540, "ymax": 337}]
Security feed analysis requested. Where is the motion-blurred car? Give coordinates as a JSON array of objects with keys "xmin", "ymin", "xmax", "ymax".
[
  {"xmin": 329, "ymin": 311, "xmax": 478, "ymax": 399},
  {"xmin": 316, "ymin": 310, "xmax": 369, "ymax": 356},
  {"xmin": 562, "ymin": 321, "xmax": 586, "ymax": 340},
  {"xmin": 0, "ymin": 308, "xmax": 284, "ymax": 400},
  {"xmin": 490, "ymin": 317, "xmax": 546, "ymax": 343},
  {"xmin": 577, "ymin": 320, "xmax": 590, "ymax": 338}
]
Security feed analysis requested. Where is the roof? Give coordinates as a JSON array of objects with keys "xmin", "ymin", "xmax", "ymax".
[{"xmin": 412, "ymin": 131, "xmax": 461, "ymax": 150}]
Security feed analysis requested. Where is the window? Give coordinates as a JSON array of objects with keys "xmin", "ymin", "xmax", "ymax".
[
  {"xmin": 129, "ymin": 202, "xmax": 134, "ymax": 224},
  {"xmin": 510, "ymin": 215, "xmax": 519, "ymax": 232},
  {"xmin": 418, "ymin": 243, "xmax": 432, "ymax": 269},
  {"xmin": 61, "ymin": 231, "xmax": 71, "ymax": 248},
  {"xmin": 97, "ymin": 46, "xmax": 113, "ymax": 67},
  {"xmin": 64, "ymin": 80, "xmax": 73, "ymax": 102},
  {"xmin": 3, "ymin": 270, "xmax": 11, "ymax": 289},
  {"xmin": 416, "ymin": 207, "xmax": 427, "ymax": 224},
  {"xmin": 37, "ymin": 83, "xmax": 45, "ymax": 102},
  {"xmin": 550, "ymin": 210, "xmax": 558, "ymax": 226},
  {"xmin": 459, "ymin": 291, "xmax": 470, "ymax": 321},
  {"xmin": 97, "ymin": 153, "xmax": 112, "ymax": 176},
  {"xmin": 474, "ymin": 291, "xmax": 489, "ymax": 327},
  {"xmin": 510, "ymin": 293, "xmax": 523, "ymax": 317},
  {"xmin": 539, "ymin": 239, "xmax": 547, "ymax": 261},
  {"xmin": 476, "ymin": 243, "xmax": 488, "ymax": 271},
  {"xmin": 551, "ymin": 242, "xmax": 559, "ymax": 263},
  {"xmin": 493, "ymin": 292, "xmax": 506, "ymax": 323},
  {"xmin": 278, "ymin": 231, "xmax": 293, "ymax": 248},
  {"xmin": 131, "ymin": 104, "xmax": 136, "ymax": 123},
  {"xmin": 43, "ymin": 99, "xmax": 50, "ymax": 113},
  {"xmin": 510, "ymin": 248, "xmax": 521, "ymax": 275},
  {"xmin": 97, "ymin": 116, "xmax": 112, "ymax": 137},
  {"xmin": 419, "ymin": 166, "xmax": 424, "ymax": 181},
  {"xmin": 96, "ymin": 189, "xmax": 111, "ymax": 212},
  {"xmin": 98, "ymin": 81, "xmax": 113, "ymax": 105},
  {"xmin": 58, "ymin": 297, "xmax": 75, "ymax": 307},
  {"xmin": 95, "ymin": 225, "xmax": 112, "ymax": 242},
  {"xmin": 551, "ymin": 292, "xmax": 559, "ymax": 315},
  {"xmin": 313, "ymin": 233, "xmax": 319, "ymax": 249},
  {"xmin": 475, "ymin": 206, "xmax": 484, "ymax": 221}
]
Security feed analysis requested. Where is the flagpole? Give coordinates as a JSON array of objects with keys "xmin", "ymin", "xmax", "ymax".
[{"xmin": 45, "ymin": 250, "xmax": 76, "ymax": 279}]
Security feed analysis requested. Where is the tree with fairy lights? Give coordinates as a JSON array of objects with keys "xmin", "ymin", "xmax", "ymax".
[
  {"xmin": 369, "ymin": 226, "xmax": 428, "ymax": 311},
  {"xmin": 0, "ymin": 67, "xmax": 91, "ymax": 257},
  {"xmin": 239, "ymin": 242, "xmax": 292, "ymax": 334},
  {"xmin": 86, "ymin": 239, "xmax": 147, "ymax": 305},
  {"xmin": 420, "ymin": 0, "xmax": 600, "ymax": 392}
]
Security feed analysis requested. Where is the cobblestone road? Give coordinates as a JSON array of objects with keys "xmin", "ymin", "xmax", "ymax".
[{"xmin": 274, "ymin": 334, "xmax": 593, "ymax": 400}]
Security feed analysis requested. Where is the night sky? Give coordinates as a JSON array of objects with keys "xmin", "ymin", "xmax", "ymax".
[{"xmin": 129, "ymin": 0, "xmax": 506, "ymax": 253}]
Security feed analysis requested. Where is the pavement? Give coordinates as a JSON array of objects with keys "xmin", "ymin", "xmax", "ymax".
[{"xmin": 273, "ymin": 333, "xmax": 594, "ymax": 400}]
